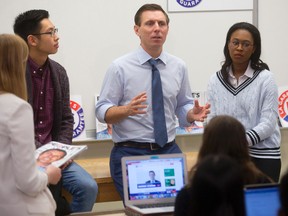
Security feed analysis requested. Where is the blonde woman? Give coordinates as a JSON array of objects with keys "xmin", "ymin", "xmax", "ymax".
[{"xmin": 0, "ymin": 34, "xmax": 61, "ymax": 216}]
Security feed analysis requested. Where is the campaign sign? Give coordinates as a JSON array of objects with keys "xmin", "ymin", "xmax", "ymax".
[
  {"xmin": 70, "ymin": 95, "xmax": 87, "ymax": 140},
  {"xmin": 168, "ymin": 0, "xmax": 253, "ymax": 12},
  {"xmin": 278, "ymin": 86, "xmax": 288, "ymax": 127}
]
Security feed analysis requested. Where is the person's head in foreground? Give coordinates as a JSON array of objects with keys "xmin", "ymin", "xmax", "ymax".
[
  {"xmin": 189, "ymin": 154, "xmax": 245, "ymax": 216},
  {"xmin": 0, "ymin": 34, "xmax": 28, "ymax": 100},
  {"xmin": 196, "ymin": 115, "xmax": 271, "ymax": 184}
]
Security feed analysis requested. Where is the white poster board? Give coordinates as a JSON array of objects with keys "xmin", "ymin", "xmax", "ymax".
[{"xmin": 168, "ymin": 0, "xmax": 253, "ymax": 12}]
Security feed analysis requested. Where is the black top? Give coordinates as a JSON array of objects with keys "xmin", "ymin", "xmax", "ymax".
[{"xmin": 174, "ymin": 175, "xmax": 272, "ymax": 216}]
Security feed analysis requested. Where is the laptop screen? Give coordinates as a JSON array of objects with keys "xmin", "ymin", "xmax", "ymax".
[
  {"xmin": 122, "ymin": 154, "xmax": 187, "ymax": 202},
  {"xmin": 244, "ymin": 184, "xmax": 280, "ymax": 216}
]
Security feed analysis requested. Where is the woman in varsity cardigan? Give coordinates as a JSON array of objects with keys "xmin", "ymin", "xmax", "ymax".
[{"xmin": 207, "ymin": 22, "xmax": 281, "ymax": 182}]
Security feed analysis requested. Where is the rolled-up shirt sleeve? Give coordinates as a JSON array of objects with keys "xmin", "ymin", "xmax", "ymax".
[
  {"xmin": 96, "ymin": 63, "xmax": 123, "ymax": 123},
  {"xmin": 175, "ymin": 64, "xmax": 194, "ymax": 127}
]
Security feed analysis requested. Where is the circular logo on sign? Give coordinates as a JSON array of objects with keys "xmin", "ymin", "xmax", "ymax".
[
  {"xmin": 70, "ymin": 100, "xmax": 85, "ymax": 138},
  {"xmin": 177, "ymin": 0, "xmax": 202, "ymax": 8},
  {"xmin": 278, "ymin": 90, "xmax": 288, "ymax": 123}
]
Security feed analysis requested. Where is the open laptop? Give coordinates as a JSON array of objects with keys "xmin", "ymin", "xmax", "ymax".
[
  {"xmin": 121, "ymin": 153, "xmax": 188, "ymax": 215},
  {"xmin": 244, "ymin": 183, "xmax": 280, "ymax": 216}
]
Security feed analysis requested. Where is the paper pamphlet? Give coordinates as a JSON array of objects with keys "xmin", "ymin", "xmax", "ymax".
[{"xmin": 35, "ymin": 141, "xmax": 87, "ymax": 168}]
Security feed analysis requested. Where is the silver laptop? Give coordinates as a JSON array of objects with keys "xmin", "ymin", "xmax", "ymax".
[
  {"xmin": 121, "ymin": 153, "xmax": 188, "ymax": 215},
  {"xmin": 244, "ymin": 183, "xmax": 280, "ymax": 216}
]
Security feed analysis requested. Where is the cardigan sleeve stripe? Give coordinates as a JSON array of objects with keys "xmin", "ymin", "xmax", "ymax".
[{"xmin": 246, "ymin": 129, "xmax": 261, "ymax": 145}]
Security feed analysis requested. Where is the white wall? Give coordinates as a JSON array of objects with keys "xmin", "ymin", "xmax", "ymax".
[
  {"xmin": 258, "ymin": 0, "xmax": 288, "ymax": 88},
  {"xmin": 0, "ymin": 0, "xmax": 286, "ymax": 132}
]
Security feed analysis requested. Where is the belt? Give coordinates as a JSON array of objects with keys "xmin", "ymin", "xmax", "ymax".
[{"xmin": 114, "ymin": 140, "xmax": 175, "ymax": 150}]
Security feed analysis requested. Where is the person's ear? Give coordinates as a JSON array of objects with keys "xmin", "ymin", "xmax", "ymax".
[
  {"xmin": 27, "ymin": 35, "xmax": 38, "ymax": 47},
  {"xmin": 134, "ymin": 25, "xmax": 140, "ymax": 37},
  {"xmin": 252, "ymin": 45, "xmax": 256, "ymax": 54}
]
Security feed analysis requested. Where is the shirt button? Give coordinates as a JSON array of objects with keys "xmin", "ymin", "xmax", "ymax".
[
  {"xmin": 40, "ymin": 91, "xmax": 43, "ymax": 95},
  {"xmin": 39, "ymin": 134, "xmax": 42, "ymax": 137},
  {"xmin": 33, "ymin": 71, "xmax": 36, "ymax": 74},
  {"xmin": 40, "ymin": 121, "xmax": 43, "ymax": 124},
  {"xmin": 40, "ymin": 107, "xmax": 43, "ymax": 110}
]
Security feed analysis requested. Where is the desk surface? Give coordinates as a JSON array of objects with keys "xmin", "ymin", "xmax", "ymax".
[
  {"xmin": 70, "ymin": 209, "xmax": 173, "ymax": 216},
  {"xmin": 70, "ymin": 210, "xmax": 125, "ymax": 216}
]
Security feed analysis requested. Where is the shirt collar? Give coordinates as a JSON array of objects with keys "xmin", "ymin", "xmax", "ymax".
[
  {"xmin": 228, "ymin": 61, "xmax": 254, "ymax": 78},
  {"xmin": 137, "ymin": 46, "xmax": 167, "ymax": 65},
  {"xmin": 28, "ymin": 56, "xmax": 49, "ymax": 72}
]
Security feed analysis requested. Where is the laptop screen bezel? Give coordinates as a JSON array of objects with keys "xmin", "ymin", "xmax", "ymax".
[{"xmin": 121, "ymin": 153, "xmax": 188, "ymax": 206}]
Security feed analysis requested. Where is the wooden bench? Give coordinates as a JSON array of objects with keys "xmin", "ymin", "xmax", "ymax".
[
  {"xmin": 76, "ymin": 157, "xmax": 121, "ymax": 202},
  {"xmin": 62, "ymin": 157, "xmax": 121, "ymax": 203},
  {"xmin": 66, "ymin": 152, "xmax": 198, "ymax": 203}
]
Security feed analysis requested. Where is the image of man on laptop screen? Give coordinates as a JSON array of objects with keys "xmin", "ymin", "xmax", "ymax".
[{"xmin": 145, "ymin": 170, "xmax": 161, "ymax": 185}]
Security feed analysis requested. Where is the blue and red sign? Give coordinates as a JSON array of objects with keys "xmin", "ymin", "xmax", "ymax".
[
  {"xmin": 70, "ymin": 100, "xmax": 85, "ymax": 138},
  {"xmin": 176, "ymin": 0, "xmax": 202, "ymax": 8},
  {"xmin": 278, "ymin": 90, "xmax": 288, "ymax": 123}
]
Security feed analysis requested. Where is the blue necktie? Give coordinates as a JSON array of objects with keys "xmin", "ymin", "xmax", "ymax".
[{"xmin": 148, "ymin": 59, "xmax": 168, "ymax": 147}]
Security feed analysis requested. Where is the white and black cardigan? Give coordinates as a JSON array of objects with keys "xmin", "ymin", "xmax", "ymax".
[{"xmin": 207, "ymin": 66, "xmax": 281, "ymax": 159}]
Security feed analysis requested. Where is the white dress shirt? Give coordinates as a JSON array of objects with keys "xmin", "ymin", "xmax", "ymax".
[{"xmin": 96, "ymin": 46, "xmax": 194, "ymax": 143}]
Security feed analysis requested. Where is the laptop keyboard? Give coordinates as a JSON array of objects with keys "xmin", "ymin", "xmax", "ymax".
[{"xmin": 135, "ymin": 203, "xmax": 174, "ymax": 209}]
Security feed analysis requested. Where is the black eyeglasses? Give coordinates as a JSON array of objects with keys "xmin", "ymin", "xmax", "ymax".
[
  {"xmin": 229, "ymin": 40, "xmax": 253, "ymax": 50},
  {"xmin": 32, "ymin": 28, "xmax": 58, "ymax": 37}
]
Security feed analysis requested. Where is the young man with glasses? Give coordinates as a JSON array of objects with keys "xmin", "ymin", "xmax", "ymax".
[{"xmin": 13, "ymin": 9, "xmax": 98, "ymax": 214}]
